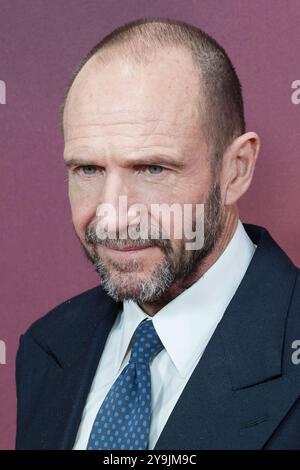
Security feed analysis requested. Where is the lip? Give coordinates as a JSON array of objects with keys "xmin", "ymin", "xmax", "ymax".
[{"xmin": 102, "ymin": 245, "xmax": 153, "ymax": 254}]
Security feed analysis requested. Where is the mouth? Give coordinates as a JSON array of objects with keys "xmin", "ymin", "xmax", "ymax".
[{"xmin": 100, "ymin": 245, "xmax": 154, "ymax": 255}]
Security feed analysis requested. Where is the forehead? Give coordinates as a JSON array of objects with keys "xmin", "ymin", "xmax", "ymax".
[{"xmin": 63, "ymin": 47, "xmax": 203, "ymax": 141}]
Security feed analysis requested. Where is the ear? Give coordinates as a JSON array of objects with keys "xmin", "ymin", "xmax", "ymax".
[{"xmin": 221, "ymin": 132, "xmax": 260, "ymax": 206}]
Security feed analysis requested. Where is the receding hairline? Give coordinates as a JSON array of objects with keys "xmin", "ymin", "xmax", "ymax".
[
  {"xmin": 61, "ymin": 39, "xmax": 206, "ymax": 135},
  {"xmin": 60, "ymin": 17, "xmax": 245, "ymax": 167}
]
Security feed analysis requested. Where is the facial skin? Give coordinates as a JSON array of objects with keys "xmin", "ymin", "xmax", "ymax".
[{"xmin": 63, "ymin": 46, "xmax": 260, "ymax": 316}]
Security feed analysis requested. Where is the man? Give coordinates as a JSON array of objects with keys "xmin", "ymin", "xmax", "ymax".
[{"xmin": 15, "ymin": 18, "xmax": 300, "ymax": 450}]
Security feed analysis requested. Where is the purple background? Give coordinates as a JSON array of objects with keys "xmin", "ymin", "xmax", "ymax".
[{"xmin": 0, "ymin": 0, "xmax": 299, "ymax": 450}]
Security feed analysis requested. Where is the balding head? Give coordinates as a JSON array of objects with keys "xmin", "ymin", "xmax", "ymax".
[{"xmin": 61, "ymin": 18, "xmax": 245, "ymax": 168}]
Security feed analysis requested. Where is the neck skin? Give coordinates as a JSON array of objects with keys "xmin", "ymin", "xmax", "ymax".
[{"xmin": 138, "ymin": 204, "xmax": 239, "ymax": 317}]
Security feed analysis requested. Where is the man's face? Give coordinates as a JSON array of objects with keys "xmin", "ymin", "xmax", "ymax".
[{"xmin": 63, "ymin": 47, "xmax": 224, "ymax": 303}]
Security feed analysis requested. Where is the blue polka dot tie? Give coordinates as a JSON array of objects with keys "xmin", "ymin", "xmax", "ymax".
[{"xmin": 86, "ymin": 319, "xmax": 164, "ymax": 450}]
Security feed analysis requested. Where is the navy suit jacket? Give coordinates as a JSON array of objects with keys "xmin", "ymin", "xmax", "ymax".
[{"xmin": 15, "ymin": 224, "xmax": 300, "ymax": 449}]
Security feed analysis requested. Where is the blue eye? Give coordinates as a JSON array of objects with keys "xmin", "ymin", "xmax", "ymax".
[
  {"xmin": 147, "ymin": 166, "xmax": 163, "ymax": 175},
  {"xmin": 79, "ymin": 166, "xmax": 97, "ymax": 176}
]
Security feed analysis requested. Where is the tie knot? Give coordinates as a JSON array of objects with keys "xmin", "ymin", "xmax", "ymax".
[{"xmin": 129, "ymin": 319, "xmax": 164, "ymax": 365}]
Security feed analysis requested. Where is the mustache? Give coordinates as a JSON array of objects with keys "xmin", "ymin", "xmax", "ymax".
[{"xmin": 84, "ymin": 223, "xmax": 171, "ymax": 250}]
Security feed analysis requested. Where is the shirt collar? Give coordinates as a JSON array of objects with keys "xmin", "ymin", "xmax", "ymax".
[{"xmin": 115, "ymin": 220, "xmax": 256, "ymax": 378}]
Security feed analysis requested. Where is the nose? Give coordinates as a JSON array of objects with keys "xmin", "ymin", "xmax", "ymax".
[{"xmin": 95, "ymin": 172, "xmax": 132, "ymax": 237}]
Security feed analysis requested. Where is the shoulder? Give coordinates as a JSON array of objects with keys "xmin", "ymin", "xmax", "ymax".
[
  {"xmin": 15, "ymin": 283, "xmax": 121, "ymax": 379},
  {"xmin": 21, "ymin": 284, "xmax": 110, "ymax": 344}
]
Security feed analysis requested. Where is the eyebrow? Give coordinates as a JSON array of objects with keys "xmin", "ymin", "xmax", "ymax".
[
  {"xmin": 63, "ymin": 154, "xmax": 185, "ymax": 169},
  {"xmin": 63, "ymin": 157, "xmax": 94, "ymax": 168}
]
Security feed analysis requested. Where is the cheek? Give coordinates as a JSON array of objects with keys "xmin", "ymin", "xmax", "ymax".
[{"xmin": 68, "ymin": 182, "xmax": 99, "ymax": 238}]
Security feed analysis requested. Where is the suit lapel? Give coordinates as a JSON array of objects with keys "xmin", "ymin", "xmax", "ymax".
[
  {"xmin": 153, "ymin": 329, "xmax": 300, "ymax": 450},
  {"xmin": 59, "ymin": 309, "xmax": 118, "ymax": 450},
  {"xmin": 23, "ymin": 290, "xmax": 122, "ymax": 450},
  {"xmin": 154, "ymin": 224, "xmax": 300, "ymax": 449}
]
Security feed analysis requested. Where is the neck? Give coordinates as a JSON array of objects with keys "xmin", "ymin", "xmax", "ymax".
[{"xmin": 139, "ymin": 205, "xmax": 239, "ymax": 317}]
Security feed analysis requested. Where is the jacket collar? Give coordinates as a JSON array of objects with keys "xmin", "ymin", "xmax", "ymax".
[{"xmin": 218, "ymin": 223, "xmax": 297, "ymax": 390}]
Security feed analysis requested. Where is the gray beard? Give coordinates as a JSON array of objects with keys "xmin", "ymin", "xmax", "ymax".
[{"xmin": 80, "ymin": 181, "xmax": 223, "ymax": 304}]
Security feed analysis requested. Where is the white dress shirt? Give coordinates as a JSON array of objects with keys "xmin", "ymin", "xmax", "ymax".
[{"xmin": 73, "ymin": 219, "xmax": 257, "ymax": 449}]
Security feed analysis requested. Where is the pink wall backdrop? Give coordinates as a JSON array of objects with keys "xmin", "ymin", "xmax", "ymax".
[{"xmin": 0, "ymin": 0, "xmax": 299, "ymax": 450}]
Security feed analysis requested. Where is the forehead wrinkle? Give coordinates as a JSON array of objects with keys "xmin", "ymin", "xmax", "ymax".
[
  {"xmin": 64, "ymin": 129, "xmax": 199, "ymax": 146},
  {"xmin": 65, "ymin": 108, "xmax": 199, "ymax": 125},
  {"xmin": 64, "ymin": 113, "xmax": 200, "ymax": 141},
  {"xmin": 63, "ymin": 120, "xmax": 185, "ymax": 144}
]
